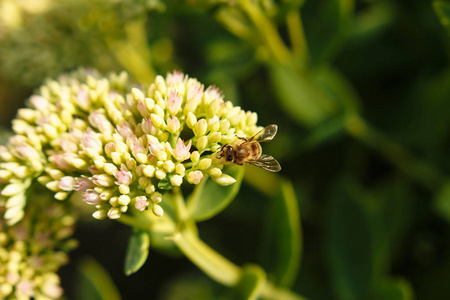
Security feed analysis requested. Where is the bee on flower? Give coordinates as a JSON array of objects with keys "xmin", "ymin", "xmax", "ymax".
[{"xmin": 0, "ymin": 69, "xmax": 277, "ymax": 224}]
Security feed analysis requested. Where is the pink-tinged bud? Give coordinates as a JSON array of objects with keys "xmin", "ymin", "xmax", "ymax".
[
  {"xmin": 75, "ymin": 177, "xmax": 95, "ymax": 191},
  {"xmin": 82, "ymin": 190, "xmax": 101, "ymax": 205},
  {"xmin": 127, "ymin": 136, "xmax": 146, "ymax": 156},
  {"xmin": 105, "ymin": 142, "xmax": 115, "ymax": 157},
  {"xmin": 17, "ymin": 280, "xmax": 34, "ymax": 297},
  {"xmin": 134, "ymin": 196, "xmax": 149, "ymax": 211},
  {"xmin": 81, "ymin": 129, "xmax": 103, "ymax": 154},
  {"xmin": 167, "ymin": 116, "xmax": 181, "ymax": 134},
  {"xmin": 60, "ymin": 139, "xmax": 78, "ymax": 153},
  {"xmin": 166, "ymin": 71, "xmax": 185, "ymax": 85},
  {"xmin": 15, "ymin": 144, "xmax": 40, "ymax": 160},
  {"xmin": 92, "ymin": 174, "xmax": 115, "ymax": 187},
  {"xmin": 41, "ymin": 277, "xmax": 63, "ymax": 299},
  {"xmin": 187, "ymin": 170, "xmax": 204, "ymax": 185},
  {"xmin": 171, "ymin": 138, "xmax": 191, "ymax": 161},
  {"xmin": 187, "ymin": 81, "xmax": 204, "ymax": 102},
  {"xmin": 88, "ymin": 112, "xmax": 114, "ymax": 134},
  {"xmin": 115, "ymin": 165, "xmax": 132, "ymax": 185},
  {"xmin": 205, "ymin": 85, "xmax": 223, "ymax": 100},
  {"xmin": 50, "ymin": 154, "xmax": 72, "ymax": 171},
  {"xmin": 58, "ymin": 176, "xmax": 76, "ymax": 191},
  {"xmin": 142, "ymin": 118, "xmax": 157, "ymax": 135},
  {"xmin": 149, "ymin": 142, "xmax": 165, "ymax": 156},
  {"xmin": 137, "ymin": 101, "xmax": 150, "ymax": 117},
  {"xmin": 88, "ymin": 166, "xmax": 101, "ymax": 175},
  {"xmin": 30, "ymin": 95, "xmax": 51, "ymax": 112},
  {"xmin": 167, "ymin": 91, "xmax": 182, "ymax": 115},
  {"xmin": 117, "ymin": 123, "xmax": 134, "ymax": 139},
  {"xmin": 76, "ymin": 89, "xmax": 90, "ymax": 111}
]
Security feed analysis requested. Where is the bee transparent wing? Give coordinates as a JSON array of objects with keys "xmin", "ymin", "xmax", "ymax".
[
  {"xmin": 247, "ymin": 154, "xmax": 281, "ymax": 172},
  {"xmin": 249, "ymin": 124, "xmax": 278, "ymax": 142}
]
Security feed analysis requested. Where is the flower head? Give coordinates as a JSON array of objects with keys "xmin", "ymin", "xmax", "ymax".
[
  {"xmin": 0, "ymin": 196, "xmax": 76, "ymax": 300},
  {"xmin": 171, "ymin": 139, "xmax": 192, "ymax": 162},
  {"xmin": 0, "ymin": 69, "xmax": 262, "ymax": 223}
]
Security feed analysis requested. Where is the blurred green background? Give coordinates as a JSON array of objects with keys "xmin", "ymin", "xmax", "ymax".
[{"xmin": 2, "ymin": 0, "xmax": 450, "ymax": 299}]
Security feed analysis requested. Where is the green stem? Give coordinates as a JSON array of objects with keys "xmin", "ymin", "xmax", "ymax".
[
  {"xmin": 106, "ymin": 19, "xmax": 156, "ymax": 83},
  {"xmin": 215, "ymin": 7, "xmax": 256, "ymax": 43},
  {"xmin": 173, "ymin": 227, "xmax": 305, "ymax": 300},
  {"xmin": 346, "ymin": 115, "xmax": 444, "ymax": 190},
  {"xmin": 239, "ymin": 0, "xmax": 291, "ymax": 63},
  {"xmin": 117, "ymin": 213, "xmax": 148, "ymax": 229},
  {"xmin": 173, "ymin": 187, "xmax": 189, "ymax": 223},
  {"xmin": 173, "ymin": 228, "xmax": 241, "ymax": 286},
  {"xmin": 286, "ymin": 10, "xmax": 308, "ymax": 64}
]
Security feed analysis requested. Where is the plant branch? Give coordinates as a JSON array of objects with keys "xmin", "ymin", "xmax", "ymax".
[
  {"xmin": 286, "ymin": 10, "xmax": 308, "ymax": 64},
  {"xmin": 239, "ymin": 0, "xmax": 291, "ymax": 63}
]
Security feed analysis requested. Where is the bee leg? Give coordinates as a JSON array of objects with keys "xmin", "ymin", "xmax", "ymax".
[
  {"xmin": 217, "ymin": 144, "xmax": 227, "ymax": 159},
  {"xmin": 235, "ymin": 135, "xmax": 248, "ymax": 142}
]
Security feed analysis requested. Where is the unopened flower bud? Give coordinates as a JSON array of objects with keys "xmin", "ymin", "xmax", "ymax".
[
  {"xmin": 196, "ymin": 136, "xmax": 208, "ymax": 151},
  {"xmin": 213, "ymin": 174, "xmax": 236, "ymax": 186},
  {"xmin": 209, "ymin": 168, "xmax": 222, "ymax": 178},
  {"xmin": 152, "ymin": 204, "xmax": 164, "ymax": 217},
  {"xmin": 186, "ymin": 112, "xmax": 197, "ymax": 128},
  {"xmin": 187, "ymin": 170, "xmax": 203, "ymax": 185},
  {"xmin": 170, "ymin": 175, "xmax": 183, "ymax": 187},
  {"xmin": 198, "ymin": 158, "xmax": 212, "ymax": 170},
  {"xmin": 194, "ymin": 119, "xmax": 207, "ymax": 136}
]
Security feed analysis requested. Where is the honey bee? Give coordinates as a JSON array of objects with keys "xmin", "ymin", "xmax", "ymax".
[{"xmin": 217, "ymin": 124, "xmax": 281, "ymax": 172}]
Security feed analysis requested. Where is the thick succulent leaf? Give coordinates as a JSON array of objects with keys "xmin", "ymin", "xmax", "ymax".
[
  {"xmin": 261, "ymin": 179, "xmax": 302, "ymax": 288},
  {"xmin": 269, "ymin": 63, "xmax": 339, "ymax": 128},
  {"xmin": 187, "ymin": 165, "xmax": 244, "ymax": 221},
  {"xmin": 124, "ymin": 230, "xmax": 150, "ymax": 276},
  {"xmin": 76, "ymin": 257, "xmax": 122, "ymax": 300}
]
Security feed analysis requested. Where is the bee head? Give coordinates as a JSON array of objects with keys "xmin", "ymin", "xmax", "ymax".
[{"xmin": 225, "ymin": 145, "xmax": 233, "ymax": 162}]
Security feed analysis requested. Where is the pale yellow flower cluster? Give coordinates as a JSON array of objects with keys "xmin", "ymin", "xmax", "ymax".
[
  {"xmin": 0, "ymin": 198, "xmax": 76, "ymax": 300},
  {"xmin": 0, "ymin": 69, "xmax": 261, "ymax": 223}
]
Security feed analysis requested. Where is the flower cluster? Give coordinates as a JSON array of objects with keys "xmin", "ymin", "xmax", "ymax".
[
  {"xmin": 0, "ymin": 69, "xmax": 261, "ymax": 224},
  {"xmin": 0, "ymin": 196, "xmax": 76, "ymax": 300}
]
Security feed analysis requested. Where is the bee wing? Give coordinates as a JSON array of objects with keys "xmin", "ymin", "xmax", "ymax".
[
  {"xmin": 247, "ymin": 154, "xmax": 281, "ymax": 172},
  {"xmin": 249, "ymin": 124, "xmax": 278, "ymax": 142}
]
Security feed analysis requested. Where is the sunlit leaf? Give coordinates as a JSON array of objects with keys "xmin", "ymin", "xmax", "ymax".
[
  {"xmin": 187, "ymin": 165, "xmax": 244, "ymax": 221},
  {"xmin": 261, "ymin": 179, "xmax": 302, "ymax": 288},
  {"xmin": 76, "ymin": 257, "xmax": 122, "ymax": 300},
  {"xmin": 269, "ymin": 63, "xmax": 339, "ymax": 128},
  {"xmin": 434, "ymin": 1, "xmax": 450, "ymax": 35},
  {"xmin": 124, "ymin": 230, "xmax": 150, "ymax": 276}
]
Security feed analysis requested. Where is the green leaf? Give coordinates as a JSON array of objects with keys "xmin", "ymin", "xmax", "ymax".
[
  {"xmin": 157, "ymin": 178, "xmax": 172, "ymax": 190},
  {"xmin": 261, "ymin": 179, "xmax": 302, "ymax": 288},
  {"xmin": 433, "ymin": 1, "xmax": 450, "ymax": 35},
  {"xmin": 326, "ymin": 179, "xmax": 373, "ymax": 300},
  {"xmin": 124, "ymin": 230, "xmax": 150, "ymax": 276},
  {"xmin": 434, "ymin": 179, "xmax": 450, "ymax": 221},
  {"xmin": 76, "ymin": 257, "xmax": 122, "ymax": 300},
  {"xmin": 269, "ymin": 63, "xmax": 339, "ymax": 128},
  {"xmin": 231, "ymin": 264, "xmax": 267, "ymax": 300},
  {"xmin": 187, "ymin": 165, "xmax": 244, "ymax": 221}
]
